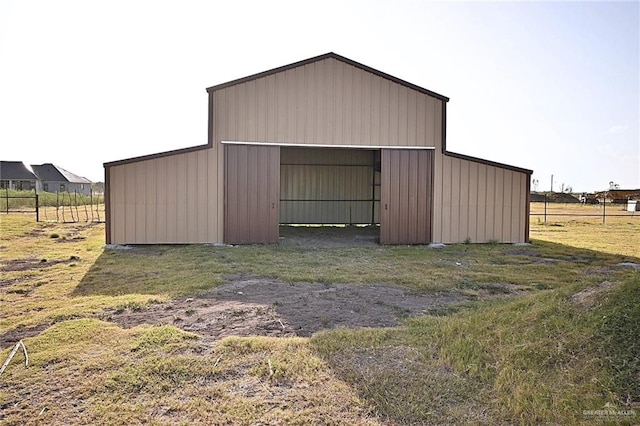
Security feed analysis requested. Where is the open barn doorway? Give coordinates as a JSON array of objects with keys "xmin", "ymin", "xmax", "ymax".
[{"xmin": 278, "ymin": 146, "xmax": 381, "ymax": 246}]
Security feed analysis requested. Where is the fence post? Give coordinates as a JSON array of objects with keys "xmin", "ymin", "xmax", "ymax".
[
  {"xmin": 544, "ymin": 193, "xmax": 547, "ymax": 224},
  {"xmin": 35, "ymin": 193, "xmax": 39, "ymax": 222},
  {"xmin": 4, "ymin": 188, "xmax": 8, "ymax": 214},
  {"xmin": 603, "ymin": 192, "xmax": 606, "ymax": 224}
]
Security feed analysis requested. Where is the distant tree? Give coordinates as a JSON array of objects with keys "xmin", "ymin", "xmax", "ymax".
[
  {"xmin": 609, "ymin": 181, "xmax": 620, "ymax": 190},
  {"xmin": 92, "ymin": 182, "xmax": 105, "ymax": 194}
]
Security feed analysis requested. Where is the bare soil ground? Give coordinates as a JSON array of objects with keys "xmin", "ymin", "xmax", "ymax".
[{"xmin": 101, "ymin": 276, "xmax": 467, "ymax": 346}]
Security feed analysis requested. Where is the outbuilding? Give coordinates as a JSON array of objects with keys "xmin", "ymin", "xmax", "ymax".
[{"xmin": 104, "ymin": 53, "xmax": 532, "ymax": 245}]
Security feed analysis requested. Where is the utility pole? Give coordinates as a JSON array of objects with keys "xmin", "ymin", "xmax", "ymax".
[{"xmin": 550, "ymin": 175, "xmax": 554, "ymax": 193}]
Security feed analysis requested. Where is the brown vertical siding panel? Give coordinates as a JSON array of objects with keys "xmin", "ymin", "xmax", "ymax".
[
  {"xmin": 224, "ymin": 145, "xmax": 238, "ymax": 242},
  {"xmin": 458, "ymin": 159, "xmax": 470, "ymax": 242},
  {"xmin": 278, "ymin": 70, "xmax": 296, "ymax": 142},
  {"xmin": 352, "ymin": 64, "xmax": 363, "ymax": 145},
  {"xmin": 123, "ymin": 165, "xmax": 135, "ymax": 242},
  {"xmin": 369, "ymin": 73, "xmax": 381, "ymax": 146},
  {"xmin": 426, "ymin": 98, "xmax": 436, "ymax": 148},
  {"xmin": 268, "ymin": 146, "xmax": 280, "ymax": 241},
  {"xmin": 316, "ymin": 62, "xmax": 326, "ymax": 144},
  {"xmin": 294, "ymin": 67, "xmax": 305, "ymax": 142},
  {"xmin": 407, "ymin": 150, "xmax": 419, "ymax": 240},
  {"xmin": 510, "ymin": 173, "xmax": 523, "ymax": 242},
  {"xmin": 398, "ymin": 87, "xmax": 408, "ymax": 146},
  {"xmin": 216, "ymin": 141, "xmax": 225, "ymax": 242},
  {"xmin": 493, "ymin": 168, "xmax": 504, "ymax": 242},
  {"xmin": 105, "ymin": 166, "xmax": 112, "ymax": 243},
  {"xmin": 502, "ymin": 170, "xmax": 513, "ymax": 242},
  {"xmin": 111, "ymin": 166, "xmax": 124, "ymax": 244},
  {"xmin": 476, "ymin": 164, "xmax": 487, "ymax": 242},
  {"xmin": 175, "ymin": 155, "xmax": 187, "ymax": 242},
  {"xmin": 380, "ymin": 150, "xmax": 391, "ymax": 243},
  {"xmin": 324, "ymin": 59, "xmax": 336, "ymax": 144},
  {"xmin": 304, "ymin": 63, "xmax": 315, "ymax": 144},
  {"xmin": 265, "ymin": 75, "xmax": 277, "ymax": 142},
  {"xmin": 522, "ymin": 173, "xmax": 529, "ymax": 242},
  {"xmin": 416, "ymin": 95, "xmax": 426, "ymax": 147},
  {"xmin": 487, "ymin": 166, "xmax": 497, "ymax": 241},
  {"xmin": 361, "ymin": 72, "xmax": 372, "ymax": 144},
  {"xmin": 332, "ymin": 61, "xmax": 343, "ymax": 145},
  {"xmin": 146, "ymin": 160, "xmax": 158, "ymax": 243},
  {"xmin": 342, "ymin": 63, "xmax": 353, "ymax": 144},
  {"xmin": 133, "ymin": 163, "xmax": 146, "ymax": 243},
  {"xmin": 205, "ymin": 145, "xmax": 216, "ymax": 242},
  {"xmin": 247, "ymin": 146, "xmax": 259, "ymax": 239},
  {"xmin": 254, "ymin": 78, "xmax": 266, "ymax": 141},
  {"xmin": 155, "ymin": 157, "xmax": 167, "ymax": 242},
  {"xmin": 226, "ymin": 87, "xmax": 237, "ymax": 141},
  {"xmin": 196, "ymin": 150, "xmax": 208, "ymax": 242},
  {"xmin": 186, "ymin": 152, "xmax": 198, "ymax": 242},
  {"xmin": 389, "ymin": 84, "xmax": 399, "ymax": 146},
  {"xmin": 425, "ymin": 151, "xmax": 434, "ymax": 241},
  {"xmin": 225, "ymin": 144, "xmax": 279, "ymax": 243},
  {"xmin": 468, "ymin": 161, "xmax": 479, "ymax": 242},
  {"xmin": 245, "ymin": 80, "xmax": 256, "ymax": 141},
  {"xmin": 379, "ymin": 79, "xmax": 390, "ymax": 146},
  {"xmin": 165, "ymin": 156, "xmax": 178, "ymax": 242},
  {"xmin": 237, "ymin": 145, "xmax": 250, "ymax": 240},
  {"xmin": 441, "ymin": 155, "xmax": 452, "ymax": 243},
  {"xmin": 449, "ymin": 158, "xmax": 461, "ymax": 243}
]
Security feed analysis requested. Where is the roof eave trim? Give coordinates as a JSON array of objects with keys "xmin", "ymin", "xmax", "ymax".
[
  {"xmin": 104, "ymin": 143, "xmax": 211, "ymax": 168},
  {"xmin": 444, "ymin": 150, "xmax": 533, "ymax": 175}
]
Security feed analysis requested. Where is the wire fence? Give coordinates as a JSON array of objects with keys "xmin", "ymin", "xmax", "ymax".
[
  {"xmin": 530, "ymin": 196, "xmax": 639, "ymax": 224},
  {"xmin": 1, "ymin": 189, "xmax": 105, "ymax": 223}
]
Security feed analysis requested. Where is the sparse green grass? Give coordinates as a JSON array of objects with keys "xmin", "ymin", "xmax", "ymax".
[{"xmin": 1, "ymin": 210, "xmax": 639, "ymax": 424}]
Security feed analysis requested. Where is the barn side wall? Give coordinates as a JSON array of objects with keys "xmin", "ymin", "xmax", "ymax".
[
  {"xmin": 107, "ymin": 143, "xmax": 222, "ymax": 244},
  {"xmin": 432, "ymin": 153, "xmax": 529, "ymax": 243}
]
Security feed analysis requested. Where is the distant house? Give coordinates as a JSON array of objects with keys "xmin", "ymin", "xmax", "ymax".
[
  {"xmin": 0, "ymin": 161, "xmax": 38, "ymax": 190},
  {"xmin": 31, "ymin": 163, "xmax": 92, "ymax": 195}
]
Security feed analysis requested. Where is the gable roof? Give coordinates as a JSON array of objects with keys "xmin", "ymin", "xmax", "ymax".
[
  {"xmin": 206, "ymin": 52, "xmax": 450, "ymax": 102},
  {"xmin": 31, "ymin": 163, "xmax": 92, "ymax": 184},
  {"xmin": 0, "ymin": 161, "xmax": 38, "ymax": 180}
]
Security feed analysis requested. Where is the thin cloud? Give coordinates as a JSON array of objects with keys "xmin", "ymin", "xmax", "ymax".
[{"xmin": 609, "ymin": 124, "xmax": 629, "ymax": 134}]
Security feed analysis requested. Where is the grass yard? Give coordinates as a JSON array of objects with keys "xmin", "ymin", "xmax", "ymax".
[{"xmin": 0, "ymin": 208, "xmax": 639, "ymax": 424}]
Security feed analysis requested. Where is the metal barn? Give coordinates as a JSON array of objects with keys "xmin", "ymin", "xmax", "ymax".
[{"xmin": 104, "ymin": 53, "xmax": 532, "ymax": 245}]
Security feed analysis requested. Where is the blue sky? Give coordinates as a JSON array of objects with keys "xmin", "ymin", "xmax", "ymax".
[{"xmin": 0, "ymin": 0, "xmax": 638, "ymax": 192}]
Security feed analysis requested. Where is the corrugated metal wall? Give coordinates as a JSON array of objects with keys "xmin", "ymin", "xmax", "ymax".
[
  {"xmin": 432, "ymin": 154, "xmax": 528, "ymax": 243},
  {"xmin": 280, "ymin": 147, "xmax": 380, "ymax": 224},
  {"xmin": 380, "ymin": 149, "xmax": 433, "ymax": 244},
  {"xmin": 107, "ymin": 144, "xmax": 222, "ymax": 244},
  {"xmin": 213, "ymin": 57, "xmax": 441, "ymax": 148},
  {"xmin": 225, "ymin": 145, "xmax": 280, "ymax": 243}
]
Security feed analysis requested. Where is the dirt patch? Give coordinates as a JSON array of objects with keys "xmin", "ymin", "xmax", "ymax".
[
  {"xmin": 102, "ymin": 276, "xmax": 468, "ymax": 345},
  {"xmin": 570, "ymin": 281, "xmax": 617, "ymax": 309},
  {"xmin": 0, "ymin": 323, "xmax": 51, "ymax": 348},
  {"xmin": 0, "ymin": 256, "xmax": 79, "ymax": 272}
]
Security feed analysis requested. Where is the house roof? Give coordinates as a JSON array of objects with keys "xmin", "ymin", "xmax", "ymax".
[
  {"xmin": 31, "ymin": 164, "xmax": 92, "ymax": 184},
  {"xmin": 0, "ymin": 161, "xmax": 38, "ymax": 180},
  {"xmin": 206, "ymin": 52, "xmax": 450, "ymax": 102}
]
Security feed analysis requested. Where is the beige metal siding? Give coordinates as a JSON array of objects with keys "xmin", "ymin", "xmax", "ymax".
[
  {"xmin": 432, "ymin": 155, "xmax": 528, "ymax": 243},
  {"xmin": 224, "ymin": 144, "xmax": 280, "ymax": 244},
  {"xmin": 280, "ymin": 147, "xmax": 379, "ymax": 224},
  {"xmin": 107, "ymin": 147, "xmax": 219, "ymax": 244},
  {"xmin": 380, "ymin": 149, "xmax": 433, "ymax": 244},
  {"xmin": 214, "ymin": 58, "xmax": 441, "ymax": 148}
]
